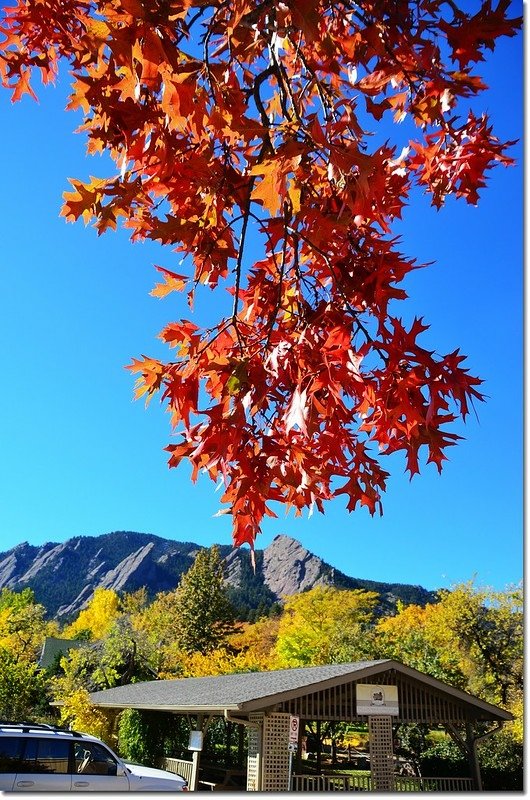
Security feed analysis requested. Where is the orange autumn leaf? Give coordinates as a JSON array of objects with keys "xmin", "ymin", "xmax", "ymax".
[{"xmin": 150, "ymin": 266, "xmax": 189, "ymax": 298}]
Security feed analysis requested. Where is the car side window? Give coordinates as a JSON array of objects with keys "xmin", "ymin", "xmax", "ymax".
[
  {"xmin": 74, "ymin": 742, "xmax": 119, "ymax": 776},
  {"xmin": 0, "ymin": 737, "xmax": 24, "ymax": 773},
  {"xmin": 21, "ymin": 738, "xmax": 70, "ymax": 774}
]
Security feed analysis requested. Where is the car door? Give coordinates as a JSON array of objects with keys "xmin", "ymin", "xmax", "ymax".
[
  {"xmin": 14, "ymin": 736, "xmax": 72, "ymax": 791},
  {"xmin": 0, "ymin": 736, "xmax": 24, "ymax": 792},
  {"xmin": 72, "ymin": 740, "xmax": 130, "ymax": 791}
]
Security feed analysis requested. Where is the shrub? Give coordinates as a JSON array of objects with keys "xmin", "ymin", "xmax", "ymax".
[{"xmin": 118, "ymin": 709, "xmax": 190, "ymax": 766}]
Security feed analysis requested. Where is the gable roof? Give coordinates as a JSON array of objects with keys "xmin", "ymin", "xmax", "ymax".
[
  {"xmin": 39, "ymin": 636, "xmax": 86, "ymax": 669},
  {"xmin": 88, "ymin": 661, "xmax": 385, "ymax": 712},
  {"xmin": 86, "ymin": 660, "xmax": 512, "ymax": 722}
]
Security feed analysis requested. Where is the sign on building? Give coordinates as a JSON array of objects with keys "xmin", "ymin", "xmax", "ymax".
[
  {"xmin": 356, "ymin": 684, "xmax": 399, "ymax": 716},
  {"xmin": 188, "ymin": 730, "xmax": 204, "ymax": 751}
]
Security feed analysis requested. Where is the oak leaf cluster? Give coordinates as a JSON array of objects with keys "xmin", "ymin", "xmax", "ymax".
[{"xmin": 0, "ymin": 0, "xmax": 520, "ymax": 548}]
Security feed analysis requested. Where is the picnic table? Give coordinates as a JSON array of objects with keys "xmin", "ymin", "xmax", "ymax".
[{"xmin": 198, "ymin": 766, "xmax": 246, "ymax": 791}]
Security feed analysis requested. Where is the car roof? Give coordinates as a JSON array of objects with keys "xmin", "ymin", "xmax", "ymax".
[{"xmin": 0, "ymin": 723, "xmax": 106, "ymax": 745}]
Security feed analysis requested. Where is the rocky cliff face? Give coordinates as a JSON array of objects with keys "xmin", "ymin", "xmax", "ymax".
[
  {"xmin": 261, "ymin": 535, "xmax": 333, "ymax": 597},
  {"xmin": 0, "ymin": 531, "xmax": 435, "ymax": 619}
]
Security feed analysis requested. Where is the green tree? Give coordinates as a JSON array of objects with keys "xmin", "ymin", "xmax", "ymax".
[
  {"xmin": 118, "ymin": 709, "xmax": 190, "ymax": 766},
  {"xmin": 418, "ymin": 732, "xmax": 523, "ymax": 791},
  {"xmin": 54, "ymin": 617, "xmax": 158, "ymax": 695},
  {"xmin": 52, "ymin": 599, "xmax": 160, "ymax": 738},
  {"xmin": 169, "ymin": 547, "xmax": 237, "ymax": 656},
  {"xmin": 377, "ymin": 582, "xmax": 523, "ymax": 732},
  {"xmin": 275, "ymin": 586, "xmax": 379, "ymax": 668},
  {"xmin": 477, "ymin": 730, "xmax": 523, "ymax": 791},
  {"xmin": 433, "ymin": 583, "xmax": 523, "ymax": 715},
  {"xmin": 93, "ymin": 618, "xmax": 158, "ymax": 688},
  {"xmin": 0, "ymin": 646, "xmax": 49, "ymax": 720},
  {"xmin": 51, "ymin": 615, "xmax": 159, "ymax": 745},
  {"xmin": 375, "ymin": 578, "xmax": 524, "ymax": 787},
  {"xmin": 375, "ymin": 600, "xmax": 467, "ymax": 687}
]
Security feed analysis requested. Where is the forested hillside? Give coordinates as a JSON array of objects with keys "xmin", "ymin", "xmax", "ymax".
[{"xmin": 0, "ymin": 532, "xmax": 434, "ymax": 621}]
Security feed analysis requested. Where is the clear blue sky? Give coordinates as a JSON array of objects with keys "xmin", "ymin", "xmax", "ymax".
[{"xmin": 0, "ymin": 17, "xmax": 522, "ymax": 592}]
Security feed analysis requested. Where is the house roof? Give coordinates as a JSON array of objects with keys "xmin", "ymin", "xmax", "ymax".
[
  {"xmin": 39, "ymin": 636, "xmax": 86, "ymax": 669},
  {"xmin": 86, "ymin": 660, "xmax": 512, "ymax": 721}
]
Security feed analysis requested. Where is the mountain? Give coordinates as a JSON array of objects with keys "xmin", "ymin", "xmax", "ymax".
[{"xmin": 0, "ymin": 532, "xmax": 436, "ymax": 620}]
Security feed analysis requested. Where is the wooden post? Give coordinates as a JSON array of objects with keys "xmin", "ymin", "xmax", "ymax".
[
  {"xmin": 331, "ymin": 723, "xmax": 337, "ymax": 765},
  {"xmin": 238, "ymin": 724, "xmax": 245, "ymax": 769},
  {"xmin": 316, "ymin": 720, "xmax": 322, "ymax": 774},
  {"xmin": 190, "ymin": 750, "xmax": 201, "ymax": 792},
  {"xmin": 225, "ymin": 719, "xmax": 232, "ymax": 767},
  {"xmin": 190, "ymin": 714, "xmax": 204, "ymax": 792}
]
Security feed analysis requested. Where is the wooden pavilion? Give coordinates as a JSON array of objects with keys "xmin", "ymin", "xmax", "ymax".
[{"xmin": 88, "ymin": 659, "xmax": 512, "ymax": 791}]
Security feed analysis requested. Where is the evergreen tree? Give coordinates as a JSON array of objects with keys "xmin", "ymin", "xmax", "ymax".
[{"xmin": 172, "ymin": 547, "xmax": 236, "ymax": 655}]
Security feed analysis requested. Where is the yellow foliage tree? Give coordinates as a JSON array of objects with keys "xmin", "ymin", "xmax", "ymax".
[
  {"xmin": 376, "ymin": 600, "xmax": 467, "ymax": 687},
  {"xmin": 175, "ymin": 648, "xmax": 235, "ymax": 678},
  {"xmin": 228, "ymin": 617, "xmax": 280, "ymax": 670},
  {"xmin": 132, "ymin": 590, "xmax": 178, "ymax": 643},
  {"xmin": 275, "ymin": 586, "xmax": 379, "ymax": 668},
  {"xmin": 0, "ymin": 587, "xmax": 58, "ymax": 662},
  {"xmin": 130, "ymin": 589, "xmax": 184, "ymax": 677},
  {"xmin": 120, "ymin": 588, "xmax": 149, "ymax": 617},
  {"xmin": 62, "ymin": 588, "xmax": 121, "ymax": 641},
  {"xmin": 57, "ymin": 687, "xmax": 115, "ymax": 745},
  {"xmin": 376, "ymin": 582, "xmax": 523, "ymax": 741},
  {"xmin": 174, "ymin": 616, "xmax": 281, "ymax": 678}
]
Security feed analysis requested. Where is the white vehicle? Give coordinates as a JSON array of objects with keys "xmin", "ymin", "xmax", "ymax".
[{"xmin": 0, "ymin": 722, "xmax": 188, "ymax": 792}]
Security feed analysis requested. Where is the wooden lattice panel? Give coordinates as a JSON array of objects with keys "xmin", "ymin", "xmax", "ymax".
[
  {"xmin": 261, "ymin": 712, "xmax": 291, "ymax": 792},
  {"xmin": 246, "ymin": 712, "xmax": 264, "ymax": 791},
  {"xmin": 369, "ymin": 715, "xmax": 395, "ymax": 791}
]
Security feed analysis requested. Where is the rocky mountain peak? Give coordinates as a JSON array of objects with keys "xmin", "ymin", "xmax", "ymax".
[
  {"xmin": 262, "ymin": 534, "xmax": 332, "ymax": 598},
  {"xmin": 0, "ymin": 531, "xmax": 436, "ymax": 620}
]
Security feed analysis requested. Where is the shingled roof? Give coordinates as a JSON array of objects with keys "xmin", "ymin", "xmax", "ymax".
[
  {"xmin": 88, "ymin": 661, "xmax": 385, "ymax": 712},
  {"xmin": 87, "ymin": 660, "xmax": 512, "ymax": 721}
]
